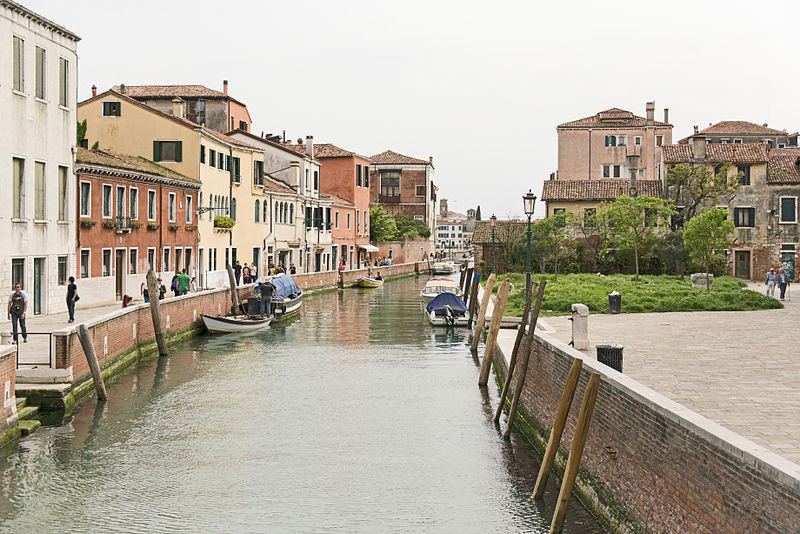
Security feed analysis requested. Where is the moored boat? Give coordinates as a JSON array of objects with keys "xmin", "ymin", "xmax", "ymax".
[
  {"xmin": 201, "ymin": 313, "xmax": 272, "ymax": 334},
  {"xmin": 431, "ymin": 261, "xmax": 458, "ymax": 275},
  {"xmin": 244, "ymin": 274, "xmax": 304, "ymax": 320},
  {"xmin": 358, "ymin": 277, "xmax": 384, "ymax": 288},
  {"xmin": 420, "ymin": 277, "xmax": 463, "ymax": 302},
  {"xmin": 426, "ymin": 292, "xmax": 469, "ymax": 327}
]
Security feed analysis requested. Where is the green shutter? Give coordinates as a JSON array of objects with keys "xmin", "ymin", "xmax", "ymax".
[
  {"xmin": 153, "ymin": 141, "xmax": 161, "ymax": 162},
  {"xmin": 259, "ymin": 162, "xmax": 264, "ymax": 184},
  {"xmin": 115, "ymin": 102, "xmax": 121, "ymax": 116},
  {"xmin": 175, "ymin": 141, "xmax": 182, "ymax": 162},
  {"xmin": 733, "ymin": 208, "xmax": 739, "ymax": 226},
  {"xmin": 234, "ymin": 157, "xmax": 240, "ymax": 181}
]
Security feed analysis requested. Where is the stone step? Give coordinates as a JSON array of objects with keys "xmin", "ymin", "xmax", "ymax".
[
  {"xmin": 18, "ymin": 419, "xmax": 40, "ymax": 436},
  {"xmin": 17, "ymin": 405, "xmax": 39, "ymax": 421}
]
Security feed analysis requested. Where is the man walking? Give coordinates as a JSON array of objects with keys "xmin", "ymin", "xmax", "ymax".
[
  {"xmin": 777, "ymin": 268, "xmax": 790, "ymax": 301},
  {"xmin": 765, "ymin": 268, "xmax": 777, "ymax": 298},
  {"xmin": 234, "ymin": 261, "xmax": 242, "ymax": 286},
  {"xmin": 66, "ymin": 276, "xmax": 78, "ymax": 322},
  {"xmin": 177, "ymin": 269, "xmax": 191, "ymax": 296},
  {"xmin": 7, "ymin": 283, "xmax": 28, "ymax": 343}
]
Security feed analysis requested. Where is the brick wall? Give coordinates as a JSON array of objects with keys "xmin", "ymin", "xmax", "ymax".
[
  {"xmin": 0, "ymin": 345, "xmax": 16, "ymax": 431},
  {"xmin": 498, "ymin": 330, "xmax": 800, "ymax": 532}
]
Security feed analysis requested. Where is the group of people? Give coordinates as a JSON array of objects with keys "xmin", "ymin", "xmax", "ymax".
[
  {"xmin": 765, "ymin": 268, "xmax": 791, "ymax": 300},
  {"xmin": 233, "ymin": 261, "xmax": 259, "ymax": 285},
  {"xmin": 423, "ymin": 251, "xmax": 447, "ymax": 261},
  {"xmin": 373, "ymin": 257, "xmax": 392, "ymax": 267}
]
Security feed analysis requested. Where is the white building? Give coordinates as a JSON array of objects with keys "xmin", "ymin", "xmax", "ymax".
[
  {"xmin": 1, "ymin": 1, "xmax": 79, "ymax": 314},
  {"xmin": 435, "ymin": 199, "xmax": 472, "ymax": 258}
]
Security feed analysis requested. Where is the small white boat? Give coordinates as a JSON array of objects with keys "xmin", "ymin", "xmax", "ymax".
[
  {"xmin": 431, "ymin": 261, "xmax": 458, "ymax": 275},
  {"xmin": 420, "ymin": 278, "xmax": 463, "ymax": 302},
  {"xmin": 201, "ymin": 314, "xmax": 272, "ymax": 334},
  {"xmin": 426, "ymin": 293, "xmax": 469, "ymax": 327}
]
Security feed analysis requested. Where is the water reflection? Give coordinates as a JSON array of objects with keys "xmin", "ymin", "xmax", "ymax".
[{"xmin": 0, "ymin": 275, "xmax": 604, "ymax": 533}]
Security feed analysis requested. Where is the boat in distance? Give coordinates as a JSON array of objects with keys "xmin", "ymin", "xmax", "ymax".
[
  {"xmin": 420, "ymin": 277, "xmax": 463, "ymax": 302},
  {"xmin": 431, "ymin": 261, "xmax": 458, "ymax": 275},
  {"xmin": 201, "ymin": 313, "xmax": 272, "ymax": 334},
  {"xmin": 357, "ymin": 277, "xmax": 384, "ymax": 288},
  {"xmin": 426, "ymin": 292, "xmax": 469, "ymax": 327}
]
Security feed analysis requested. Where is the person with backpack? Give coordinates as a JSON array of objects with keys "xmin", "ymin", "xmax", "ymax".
[
  {"xmin": 170, "ymin": 274, "xmax": 178, "ymax": 296},
  {"xmin": 7, "ymin": 283, "xmax": 28, "ymax": 343},
  {"xmin": 66, "ymin": 276, "xmax": 78, "ymax": 323},
  {"xmin": 176, "ymin": 269, "xmax": 190, "ymax": 296}
]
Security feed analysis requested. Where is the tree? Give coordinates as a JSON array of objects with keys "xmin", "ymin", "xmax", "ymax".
[
  {"xmin": 602, "ymin": 196, "xmax": 675, "ymax": 281},
  {"xmin": 369, "ymin": 204, "xmax": 398, "ymax": 242},
  {"xmin": 77, "ymin": 119, "xmax": 87, "ymax": 146},
  {"xmin": 683, "ymin": 207, "xmax": 734, "ymax": 291},
  {"xmin": 653, "ymin": 231, "xmax": 690, "ymax": 279},
  {"xmin": 667, "ymin": 163, "xmax": 742, "ymax": 222},
  {"xmin": 475, "ymin": 206, "xmax": 481, "ymax": 221},
  {"xmin": 530, "ymin": 211, "xmax": 571, "ymax": 280},
  {"xmin": 394, "ymin": 214, "xmax": 431, "ymax": 239}
]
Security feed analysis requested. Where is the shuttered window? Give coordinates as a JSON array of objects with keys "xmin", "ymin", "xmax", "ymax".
[
  {"xmin": 733, "ymin": 207, "xmax": 755, "ymax": 228},
  {"xmin": 153, "ymin": 140, "xmax": 182, "ymax": 162},
  {"xmin": 13, "ymin": 36, "xmax": 23, "ymax": 92},
  {"xmin": 58, "ymin": 166, "xmax": 68, "ymax": 221},
  {"xmin": 254, "ymin": 161, "xmax": 264, "ymax": 185},
  {"xmin": 738, "ymin": 166, "xmax": 750, "ymax": 186},
  {"xmin": 364, "ymin": 166, "xmax": 369, "ymax": 187},
  {"xmin": 34, "ymin": 162, "xmax": 45, "ymax": 219},
  {"xmin": 210, "ymin": 149, "xmax": 216, "ymax": 167},
  {"xmin": 780, "ymin": 197, "xmax": 797, "ymax": 223},
  {"xmin": 200, "ymin": 145, "xmax": 206, "ymax": 164},
  {"xmin": 59, "ymin": 57, "xmax": 68, "ymax": 107},
  {"xmin": 102, "ymin": 101, "xmax": 121, "ymax": 116},
  {"xmin": 356, "ymin": 164, "xmax": 362, "ymax": 186},
  {"xmin": 35, "ymin": 47, "xmax": 45, "ymax": 99},
  {"xmin": 233, "ymin": 157, "xmax": 240, "ymax": 183}
]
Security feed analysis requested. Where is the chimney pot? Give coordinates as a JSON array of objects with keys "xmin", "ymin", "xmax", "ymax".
[
  {"xmin": 91, "ymin": 84, "xmax": 97, "ymax": 97},
  {"xmin": 429, "ymin": 156, "xmax": 433, "ymax": 164},
  {"xmin": 306, "ymin": 135, "xmax": 314, "ymax": 157},
  {"xmin": 693, "ymin": 125, "xmax": 699, "ymax": 134},
  {"xmin": 120, "ymin": 83, "xmax": 125, "ymax": 94},
  {"xmin": 663, "ymin": 108, "xmax": 669, "ymax": 124},
  {"xmin": 692, "ymin": 136, "xmax": 706, "ymax": 161},
  {"xmin": 223, "ymin": 80, "xmax": 228, "ymax": 96},
  {"xmin": 171, "ymin": 97, "xmax": 185, "ymax": 119},
  {"xmin": 646, "ymin": 101, "xmax": 655, "ymax": 126}
]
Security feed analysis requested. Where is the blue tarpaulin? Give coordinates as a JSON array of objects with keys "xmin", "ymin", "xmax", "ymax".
[
  {"xmin": 270, "ymin": 275, "xmax": 302, "ymax": 299},
  {"xmin": 426, "ymin": 292, "xmax": 468, "ymax": 314}
]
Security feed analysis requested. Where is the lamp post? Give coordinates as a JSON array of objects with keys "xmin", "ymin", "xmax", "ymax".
[
  {"xmin": 490, "ymin": 214, "xmax": 497, "ymax": 273},
  {"xmin": 523, "ymin": 190, "xmax": 537, "ymax": 300}
]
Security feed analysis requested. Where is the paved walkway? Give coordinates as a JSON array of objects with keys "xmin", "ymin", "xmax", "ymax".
[{"xmin": 542, "ymin": 283, "xmax": 800, "ymax": 464}]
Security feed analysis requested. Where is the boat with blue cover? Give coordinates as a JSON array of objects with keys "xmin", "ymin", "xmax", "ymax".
[
  {"xmin": 243, "ymin": 274, "xmax": 304, "ymax": 320},
  {"xmin": 426, "ymin": 292, "xmax": 469, "ymax": 327}
]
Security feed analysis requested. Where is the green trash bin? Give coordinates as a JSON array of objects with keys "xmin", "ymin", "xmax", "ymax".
[{"xmin": 596, "ymin": 344, "xmax": 623, "ymax": 372}]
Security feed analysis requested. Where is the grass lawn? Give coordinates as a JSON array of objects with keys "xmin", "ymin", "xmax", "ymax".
[{"xmin": 482, "ymin": 273, "xmax": 783, "ymax": 316}]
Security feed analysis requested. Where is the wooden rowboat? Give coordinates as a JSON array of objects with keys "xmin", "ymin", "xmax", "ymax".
[
  {"xmin": 201, "ymin": 314, "xmax": 272, "ymax": 334},
  {"xmin": 357, "ymin": 277, "xmax": 384, "ymax": 288}
]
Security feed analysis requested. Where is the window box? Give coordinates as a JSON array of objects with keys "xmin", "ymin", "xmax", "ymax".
[
  {"xmin": 129, "ymin": 220, "xmax": 141, "ymax": 230},
  {"xmin": 80, "ymin": 218, "xmax": 97, "ymax": 228},
  {"xmin": 102, "ymin": 219, "xmax": 115, "ymax": 229},
  {"xmin": 214, "ymin": 216, "xmax": 235, "ymax": 230},
  {"xmin": 168, "ymin": 224, "xmax": 180, "ymax": 231},
  {"xmin": 185, "ymin": 224, "xmax": 195, "ymax": 231},
  {"xmin": 147, "ymin": 222, "xmax": 160, "ymax": 230}
]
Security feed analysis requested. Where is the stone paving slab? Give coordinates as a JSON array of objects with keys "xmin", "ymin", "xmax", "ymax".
[{"xmin": 542, "ymin": 282, "xmax": 800, "ymax": 464}]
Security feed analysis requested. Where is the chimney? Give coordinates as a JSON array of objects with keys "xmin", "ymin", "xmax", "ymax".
[
  {"xmin": 171, "ymin": 97, "xmax": 185, "ymax": 119},
  {"xmin": 223, "ymin": 80, "xmax": 228, "ymax": 96},
  {"xmin": 550, "ymin": 172, "xmax": 556, "ymax": 180},
  {"xmin": 440, "ymin": 198, "xmax": 448, "ymax": 219},
  {"xmin": 429, "ymin": 156, "xmax": 433, "ymax": 165},
  {"xmin": 663, "ymin": 108, "xmax": 669, "ymax": 124},
  {"xmin": 289, "ymin": 161, "xmax": 300, "ymax": 187},
  {"xmin": 306, "ymin": 135, "xmax": 314, "ymax": 157},
  {"xmin": 692, "ymin": 136, "xmax": 706, "ymax": 161},
  {"xmin": 626, "ymin": 154, "xmax": 640, "ymax": 197},
  {"xmin": 119, "ymin": 83, "xmax": 125, "ymax": 95},
  {"xmin": 646, "ymin": 101, "xmax": 655, "ymax": 126},
  {"xmin": 693, "ymin": 125, "xmax": 699, "ymax": 134},
  {"xmin": 91, "ymin": 84, "xmax": 97, "ymax": 97}
]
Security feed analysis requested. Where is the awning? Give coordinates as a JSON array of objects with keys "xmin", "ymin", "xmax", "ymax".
[{"xmin": 358, "ymin": 244, "xmax": 380, "ymax": 252}]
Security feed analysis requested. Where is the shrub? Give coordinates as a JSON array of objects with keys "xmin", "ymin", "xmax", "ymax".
[{"xmin": 214, "ymin": 216, "xmax": 235, "ymax": 229}]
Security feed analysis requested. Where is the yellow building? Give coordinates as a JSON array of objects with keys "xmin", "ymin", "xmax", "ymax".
[{"xmin": 78, "ymin": 89, "xmax": 266, "ymax": 287}]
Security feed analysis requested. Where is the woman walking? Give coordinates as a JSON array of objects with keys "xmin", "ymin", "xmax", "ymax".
[
  {"xmin": 777, "ymin": 268, "xmax": 790, "ymax": 301},
  {"xmin": 66, "ymin": 276, "xmax": 78, "ymax": 323}
]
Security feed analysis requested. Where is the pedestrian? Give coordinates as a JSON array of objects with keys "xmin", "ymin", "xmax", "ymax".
[
  {"xmin": 338, "ymin": 260, "xmax": 344, "ymax": 273},
  {"xmin": 122, "ymin": 294, "xmax": 133, "ymax": 308},
  {"xmin": 190, "ymin": 276, "xmax": 198, "ymax": 293},
  {"xmin": 234, "ymin": 261, "xmax": 242, "ymax": 286},
  {"xmin": 7, "ymin": 283, "xmax": 27, "ymax": 343},
  {"xmin": 290, "ymin": 263, "xmax": 296, "ymax": 275},
  {"xmin": 258, "ymin": 279, "xmax": 276, "ymax": 317},
  {"xmin": 375, "ymin": 271, "xmax": 383, "ymax": 281},
  {"xmin": 777, "ymin": 268, "xmax": 790, "ymax": 301},
  {"xmin": 243, "ymin": 263, "xmax": 251, "ymax": 284},
  {"xmin": 170, "ymin": 274, "xmax": 178, "ymax": 295},
  {"xmin": 765, "ymin": 268, "xmax": 777, "ymax": 298},
  {"xmin": 157, "ymin": 278, "xmax": 167, "ymax": 300},
  {"xmin": 66, "ymin": 276, "xmax": 78, "ymax": 323},
  {"xmin": 278, "ymin": 263, "xmax": 286, "ymax": 274},
  {"xmin": 143, "ymin": 284, "xmax": 150, "ymax": 303},
  {"xmin": 177, "ymin": 269, "xmax": 190, "ymax": 296}
]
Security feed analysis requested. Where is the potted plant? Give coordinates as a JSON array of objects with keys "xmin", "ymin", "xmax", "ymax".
[
  {"xmin": 168, "ymin": 223, "xmax": 180, "ymax": 231},
  {"xmin": 214, "ymin": 216, "xmax": 235, "ymax": 230},
  {"xmin": 185, "ymin": 224, "xmax": 195, "ymax": 231},
  {"xmin": 147, "ymin": 222, "xmax": 160, "ymax": 230},
  {"xmin": 129, "ymin": 219, "xmax": 141, "ymax": 229},
  {"xmin": 80, "ymin": 218, "xmax": 96, "ymax": 228},
  {"xmin": 102, "ymin": 219, "xmax": 115, "ymax": 229}
]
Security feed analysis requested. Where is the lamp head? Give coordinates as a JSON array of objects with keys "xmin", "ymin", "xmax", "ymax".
[
  {"xmin": 523, "ymin": 190, "xmax": 537, "ymax": 216},
  {"xmin": 490, "ymin": 214, "xmax": 497, "ymax": 227}
]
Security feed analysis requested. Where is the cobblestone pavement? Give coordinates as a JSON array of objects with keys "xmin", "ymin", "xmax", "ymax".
[{"xmin": 542, "ymin": 283, "xmax": 800, "ymax": 464}]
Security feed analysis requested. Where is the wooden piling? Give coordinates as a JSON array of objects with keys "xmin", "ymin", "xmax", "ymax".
[
  {"xmin": 76, "ymin": 323, "xmax": 108, "ymax": 401},
  {"xmin": 467, "ymin": 273, "xmax": 481, "ymax": 327},
  {"xmin": 463, "ymin": 267, "xmax": 474, "ymax": 306},
  {"xmin": 470, "ymin": 273, "xmax": 496, "ymax": 351},
  {"xmin": 549, "ymin": 373, "xmax": 601, "ymax": 534},
  {"xmin": 146, "ymin": 269, "xmax": 168, "ymax": 356},
  {"xmin": 532, "ymin": 358, "xmax": 583, "ymax": 500},
  {"xmin": 459, "ymin": 266, "xmax": 467, "ymax": 292},
  {"xmin": 502, "ymin": 280, "xmax": 546, "ymax": 439},
  {"xmin": 493, "ymin": 280, "xmax": 537, "ymax": 423},
  {"xmin": 226, "ymin": 264, "xmax": 240, "ymax": 314},
  {"xmin": 478, "ymin": 278, "xmax": 511, "ymax": 387}
]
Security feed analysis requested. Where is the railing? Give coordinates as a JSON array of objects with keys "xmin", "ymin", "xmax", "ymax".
[
  {"xmin": 14, "ymin": 332, "xmax": 54, "ymax": 369},
  {"xmin": 379, "ymin": 194, "xmax": 400, "ymax": 203},
  {"xmin": 115, "ymin": 216, "xmax": 133, "ymax": 232}
]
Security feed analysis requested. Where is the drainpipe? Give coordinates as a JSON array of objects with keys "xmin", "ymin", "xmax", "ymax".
[{"xmin": 588, "ymin": 128, "xmax": 592, "ymax": 179}]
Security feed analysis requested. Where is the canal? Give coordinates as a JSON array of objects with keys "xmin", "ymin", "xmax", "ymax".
[{"xmin": 0, "ymin": 276, "xmax": 604, "ymax": 533}]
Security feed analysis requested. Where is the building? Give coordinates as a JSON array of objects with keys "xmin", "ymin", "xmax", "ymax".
[
  {"xmin": 680, "ymin": 121, "xmax": 796, "ymax": 149},
  {"xmin": 541, "ymin": 178, "xmax": 664, "ymax": 219},
  {"xmin": 436, "ymin": 199, "xmax": 471, "ymax": 257},
  {"xmin": 661, "ymin": 139, "xmax": 800, "ymax": 280},
  {"xmin": 110, "ymin": 81, "xmax": 252, "ymax": 133},
  {"xmin": 73, "ymin": 149, "xmax": 199, "ymax": 305},
  {"xmin": 326, "ymin": 194, "xmax": 358, "ymax": 268},
  {"xmin": 369, "ymin": 150, "xmax": 437, "ymax": 242},
  {"xmin": 471, "ymin": 220, "xmax": 527, "ymax": 272},
  {"xmin": 1, "ymin": 1, "xmax": 79, "ymax": 314},
  {"xmin": 78, "ymin": 89, "xmax": 267, "ymax": 288}
]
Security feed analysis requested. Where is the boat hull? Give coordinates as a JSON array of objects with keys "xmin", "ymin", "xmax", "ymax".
[
  {"xmin": 358, "ymin": 277, "xmax": 384, "ymax": 288},
  {"xmin": 427, "ymin": 310, "xmax": 469, "ymax": 327},
  {"xmin": 201, "ymin": 314, "xmax": 272, "ymax": 334}
]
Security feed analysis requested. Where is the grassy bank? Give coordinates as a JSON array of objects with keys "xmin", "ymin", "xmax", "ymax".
[{"xmin": 484, "ymin": 273, "xmax": 782, "ymax": 316}]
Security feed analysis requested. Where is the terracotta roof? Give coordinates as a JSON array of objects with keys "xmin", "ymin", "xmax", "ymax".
[
  {"xmin": 325, "ymin": 194, "xmax": 355, "ymax": 207},
  {"xmin": 226, "ymin": 129, "xmax": 310, "ymax": 158},
  {"xmin": 199, "ymin": 126, "xmax": 257, "ymax": 149},
  {"xmin": 281, "ymin": 142, "xmax": 371, "ymax": 160},
  {"xmin": 112, "ymin": 84, "xmax": 246, "ymax": 106},
  {"xmin": 75, "ymin": 148, "xmax": 200, "ymax": 185},
  {"xmin": 472, "ymin": 220, "xmax": 527, "ymax": 243},
  {"xmin": 767, "ymin": 149, "xmax": 800, "ymax": 184},
  {"xmin": 662, "ymin": 142, "xmax": 768, "ymax": 163},
  {"xmin": 370, "ymin": 150, "xmax": 430, "ymax": 165},
  {"xmin": 695, "ymin": 121, "xmax": 786, "ymax": 136},
  {"xmin": 541, "ymin": 179, "xmax": 663, "ymax": 201},
  {"xmin": 261, "ymin": 177, "xmax": 295, "ymax": 194},
  {"xmin": 558, "ymin": 107, "xmax": 670, "ymax": 129}
]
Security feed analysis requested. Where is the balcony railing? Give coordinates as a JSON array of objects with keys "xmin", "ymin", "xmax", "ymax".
[
  {"xmin": 379, "ymin": 194, "xmax": 400, "ymax": 203},
  {"xmin": 114, "ymin": 216, "xmax": 133, "ymax": 233}
]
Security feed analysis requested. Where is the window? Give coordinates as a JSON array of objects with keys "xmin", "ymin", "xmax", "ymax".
[
  {"xmin": 233, "ymin": 157, "xmax": 240, "ymax": 183},
  {"xmin": 364, "ymin": 166, "xmax": 369, "ymax": 187},
  {"xmin": 34, "ymin": 162, "xmax": 45, "ymax": 219},
  {"xmin": 239, "ymin": 120, "xmax": 247, "ymax": 131},
  {"xmin": 313, "ymin": 170, "xmax": 319, "ymax": 190},
  {"xmin": 102, "ymin": 184, "xmax": 112, "ymax": 218},
  {"xmin": 129, "ymin": 248, "xmax": 138, "ymax": 274},
  {"xmin": 305, "ymin": 169, "xmax": 310, "ymax": 190},
  {"xmin": 147, "ymin": 248, "xmax": 156, "ymax": 271},
  {"xmin": 102, "ymin": 101, "xmax": 121, "ymax": 117},
  {"xmin": 638, "ymin": 169, "xmax": 645, "ymax": 178},
  {"xmin": 226, "ymin": 155, "xmax": 231, "ymax": 173},
  {"xmin": 733, "ymin": 139, "xmax": 742, "ymax": 144},
  {"xmin": 231, "ymin": 198, "xmax": 237, "ymax": 222},
  {"xmin": 254, "ymin": 199, "xmax": 260, "ymax": 222},
  {"xmin": 738, "ymin": 166, "xmax": 751, "ymax": 186},
  {"xmin": 35, "ymin": 47, "xmax": 46, "ymax": 99},
  {"xmin": 13, "ymin": 36, "xmax": 23, "ymax": 92},
  {"xmin": 356, "ymin": 209, "xmax": 360, "ymax": 234},
  {"xmin": 153, "ymin": 140, "xmax": 182, "ymax": 162},
  {"xmin": 604, "ymin": 135, "xmax": 616, "ymax": 147},
  {"xmin": 414, "ymin": 215, "xmax": 424, "ymax": 221},
  {"xmin": 363, "ymin": 210, "xmax": 367, "ymax": 232},
  {"xmin": 263, "ymin": 201, "xmax": 268, "ymax": 224},
  {"xmin": 116, "ymin": 186, "xmax": 126, "ymax": 220},
  {"xmin": 356, "ymin": 164, "xmax": 362, "ymax": 186},
  {"xmin": 102, "ymin": 249, "xmax": 112, "ymax": 277},
  {"xmin": 147, "ymin": 190, "xmax": 157, "ymax": 221},
  {"xmin": 347, "ymin": 213, "xmax": 351, "ymax": 229},
  {"xmin": 59, "ymin": 57, "xmax": 68, "ymax": 107},
  {"xmin": 553, "ymin": 208, "xmax": 566, "ymax": 215},
  {"xmin": 168, "ymin": 193, "xmax": 176, "ymax": 222},
  {"xmin": 218, "ymin": 153, "xmax": 224, "ymax": 170},
  {"xmin": 163, "ymin": 248, "xmax": 171, "ymax": 273},
  {"xmin": 720, "ymin": 139, "xmax": 729, "ymax": 144},
  {"xmin": 634, "ymin": 136, "xmax": 642, "ymax": 146},
  {"xmin": 380, "ymin": 171, "xmax": 400, "ymax": 197},
  {"xmin": 58, "ymin": 166, "xmax": 68, "ymax": 221},
  {"xmin": 175, "ymin": 248, "xmax": 182, "ymax": 274},
  {"xmin": 186, "ymin": 195, "xmax": 193, "ymax": 223},
  {"xmin": 335, "ymin": 211, "xmax": 340, "ymax": 229},
  {"xmin": 80, "ymin": 181, "xmax": 91, "ymax": 217},
  {"xmin": 780, "ymin": 197, "xmax": 797, "ymax": 223},
  {"xmin": 733, "ymin": 207, "xmax": 755, "ymax": 228},
  {"xmin": 617, "ymin": 136, "xmax": 626, "ymax": 146},
  {"xmin": 13, "ymin": 158, "xmax": 24, "ymax": 218},
  {"xmin": 57, "ymin": 256, "xmax": 68, "ymax": 285},
  {"xmin": 328, "ymin": 208, "xmax": 333, "ymax": 230},
  {"xmin": 210, "ymin": 149, "xmax": 216, "ymax": 167},
  {"xmin": 584, "ymin": 208, "xmax": 597, "ymax": 227},
  {"xmin": 200, "ymin": 145, "xmax": 206, "ymax": 164},
  {"xmin": 602, "ymin": 164, "xmax": 622, "ymax": 178},
  {"xmin": 80, "ymin": 250, "xmax": 90, "ymax": 278},
  {"xmin": 289, "ymin": 204, "xmax": 294, "ymax": 224},
  {"xmin": 655, "ymin": 135, "xmax": 664, "ymax": 147},
  {"xmin": 416, "ymin": 185, "xmax": 425, "ymax": 197},
  {"xmin": 254, "ymin": 160, "xmax": 264, "ymax": 185},
  {"xmin": 129, "ymin": 187, "xmax": 138, "ymax": 220}
]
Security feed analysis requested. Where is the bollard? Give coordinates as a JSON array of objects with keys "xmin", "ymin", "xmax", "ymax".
[
  {"xmin": 226, "ymin": 264, "xmax": 240, "ymax": 314},
  {"xmin": 146, "ymin": 269, "xmax": 168, "ymax": 356},
  {"xmin": 76, "ymin": 323, "xmax": 108, "ymax": 401},
  {"xmin": 478, "ymin": 278, "xmax": 511, "ymax": 387},
  {"xmin": 470, "ymin": 273, "xmax": 496, "ymax": 351},
  {"xmin": 0, "ymin": 331, "xmax": 12, "ymax": 345},
  {"xmin": 569, "ymin": 304, "xmax": 589, "ymax": 350}
]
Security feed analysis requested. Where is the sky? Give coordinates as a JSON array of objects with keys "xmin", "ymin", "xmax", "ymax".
[{"xmin": 24, "ymin": 0, "xmax": 800, "ymax": 219}]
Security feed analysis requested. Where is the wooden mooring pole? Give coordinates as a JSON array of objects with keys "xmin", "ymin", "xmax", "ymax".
[
  {"xmin": 478, "ymin": 278, "xmax": 510, "ymax": 387},
  {"xmin": 463, "ymin": 267, "xmax": 474, "ymax": 306},
  {"xmin": 532, "ymin": 358, "xmax": 583, "ymax": 500},
  {"xmin": 467, "ymin": 273, "xmax": 480, "ymax": 327},
  {"xmin": 502, "ymin": 279, "xmax": 546, "ymax": 439},
  {"xmin": 549, "ymin": 373, "xmax": 601, "ymax": 534},
  {"xmin": 470, "ymin": 273, "xmax": 496, "ymax": 351},
  {"xmin": 226, "ymin": 264, "xmax": 240, "ymax": 314},
  {"xmin": 493, "ymin": 280, "xmax": 537, "ymax": 423},
  {"xmin": 76, "ymin": 323, "xmax": 108, "ymax": 401},
  {"xmin": 146, "ymin": 269, "xmax": 168, "ymax": 356}
]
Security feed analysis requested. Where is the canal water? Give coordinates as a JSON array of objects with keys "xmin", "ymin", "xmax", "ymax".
[{"xmin": 0, "ymin": 276, "xmax": 604, "ymax": 533}]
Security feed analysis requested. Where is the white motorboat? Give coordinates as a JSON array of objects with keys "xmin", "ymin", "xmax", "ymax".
[
  {"xmin": 426, "ymin": 293, "xmax": 469, "ymax": 327},
  {"xmin": 420, "ymin": 278, "xmax": 463, "ymax": 302},
  {"xmin": 201, "ymin": 314, "xmax": 272, "ymax": 334},
  {"xmin": 431, "ymin": 261, "xmax": 458, "ymax": 275}
]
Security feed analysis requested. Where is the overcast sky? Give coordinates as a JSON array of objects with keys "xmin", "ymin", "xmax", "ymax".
[{"xmin": 26, "ymin": 0, "xmax": 800, "ymax": 218}]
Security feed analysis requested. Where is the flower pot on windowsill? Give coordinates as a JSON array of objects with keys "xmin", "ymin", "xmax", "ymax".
[
  {"xmin": 102, "ymin": 220, "xmax": 115, "ymax": 229},
  {"xmin": 129, "ymin": 220, "xmax": 141, "ymax": 229},
  {"xmin": 147, "ymin": 222, "xmax": 160, "ymax": 230},
  {"xmin": 80, "ymin": 218, "xmax": 96, "ymax": 228},
  {"xmin": 185, "ymin": 224, "xmax": 195, "ymax": 231},
  {"xmin": 168, "ymin": 224, "xmax": 180, "ymax": 231}
]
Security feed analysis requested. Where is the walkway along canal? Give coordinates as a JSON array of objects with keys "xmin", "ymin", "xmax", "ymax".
[{"xmin": 0, "ymin": 275, "xmax": 604, "ymax": 532}]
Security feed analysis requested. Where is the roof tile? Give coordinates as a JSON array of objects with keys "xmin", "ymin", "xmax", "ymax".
[
  {"xmin": 662, "ymin": 142, "xmax": 768, "ymax": 163},
  {"xmin": 541, "ymin": 179, "xmax": 663, "ymax": 201},
  {"xmin": 370, "ymin": 150, "xmax": 430, "ymax": 165},
  {"xmin": 558, "ymin": 107, "xmax": 670, "ymax": 129},
  {"xmin": 767, "ymin": 149, "xmax": 800, "ymax": 184},
  {"xmin": 75, "ymin": 148, "xmax": 199, "ymax": 184}
]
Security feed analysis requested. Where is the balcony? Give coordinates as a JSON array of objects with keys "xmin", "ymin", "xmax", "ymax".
[
  {"xmin": 379, "ymin": 194, "xmax": 400, "ymax": 204},
  {"xmin": 114, "ymin": 216, "xmax": 135, "ymax": 233}
]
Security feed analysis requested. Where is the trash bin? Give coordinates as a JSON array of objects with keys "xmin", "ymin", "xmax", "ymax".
[
  {"xmin": 608, "ymin": 291, "xmax": 621, "ymax": 314},
  {"xmin": 596, "ymin": 344, "xmax": 623, "ymax": 372}
]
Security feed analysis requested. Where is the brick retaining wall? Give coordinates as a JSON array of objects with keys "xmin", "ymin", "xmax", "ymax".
[
  {"xmin": 497, "ymin": 329, "xmax": 800, "ymax": 532},
  {"xmin": 0, "ymin": 345, "xmax": 17, "ymax": 431}
]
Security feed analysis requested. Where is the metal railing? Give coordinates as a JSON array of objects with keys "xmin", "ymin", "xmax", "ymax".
[
  {"xmin": 14, "ymin": 331, "xmax": 54, "ymax": 369},
  {"xmin": 115, "ymin": 216, "xmax": 133, "ymax": 231}
]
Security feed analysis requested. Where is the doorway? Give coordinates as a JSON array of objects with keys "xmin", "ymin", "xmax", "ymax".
[
  {"xmin": 33, "ymin": 258, "xmax": 44, "ymax": 315},
  {"xmin": 781, "ymin": 245, "xmax": 795, "ymax": 281},
  {"xmin": 734, "ymin": 250, "xmax": 750, "ymax": 279},
  {"xmin": 115, "ymin": 249, "xmax": 126, "ymax": 300}
]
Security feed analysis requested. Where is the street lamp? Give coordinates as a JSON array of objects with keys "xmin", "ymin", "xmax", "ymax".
[
  {"xmin": 490, "ymin": 214, "xmax": 497, "ymax": 273},
  {"xmin": 523, "ymin": 190, "xmax": 537, "ymax": 300}
]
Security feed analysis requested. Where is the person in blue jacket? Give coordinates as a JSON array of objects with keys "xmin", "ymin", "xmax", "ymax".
[{"xmin": 777, "ymin": 268, "xmax": 790, "ymax": 300}]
